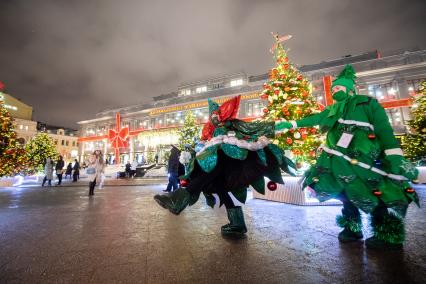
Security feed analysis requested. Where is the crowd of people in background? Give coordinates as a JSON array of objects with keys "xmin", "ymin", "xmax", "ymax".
[{"xmin": 41, "ymin": 156, "xmax": 81, "ymax": 187}]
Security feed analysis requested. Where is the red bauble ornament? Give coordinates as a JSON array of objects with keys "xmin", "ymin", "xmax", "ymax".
[
  {"xmin": 0, "ymin": 81, "xmax": 4, "ymax": 91},
  {"xmin": 286, "ymin": 138, "xmax": 293, "ymax": 144},
  {"xmin": 274, "ymin": 89, "xmax": 280, "ymax": 95},
  {"xmin": 368, "ymin": 134, "xmax": 376, "ymax": 139},
  {"xmin": 372, "ymin": 189, "xmax": 382, "ymax": 197},
  {"xmin": 297, "ymin": 74, "xmax": 303, "ymax": 80},
  {"xmin": 260, "ymin": 94, "xmax": 268, "ymax": 100},
  {"xmin": 283, "ymin": 64, "xmax": 289, "ymax": 69},
  {"xmin": 280, "ymin": 74, "xmax": 286, "ymax": 80},
  {"xmin": 180, "ymin": 179, "xmax": 189, "ymax": 187},
  {"xmin": 267, "ymin": 181, "xmax": 278, "ymax": 191},
  {"xmin": 405, "ymin": 188, "xmax": 415, "ymax": 193},
  {"xmin": 309, "ymin": 150, "xmax": 316, "ymax": 157},
  {"xmin": 310, "ymin": 128, "xmax": 317, "ymax": 134},
  {"xmin": 5, "ymin": 149, "xmax": 15, "ymax": 155},
  {"xmin": 263, "ymin": 108, "xmax": 269, "ymax": 113}
]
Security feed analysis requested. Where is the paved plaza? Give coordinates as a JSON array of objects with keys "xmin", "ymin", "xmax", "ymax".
[{"xmin": 0, "ymin": 182, "xmax": 425, "ymax": 283}]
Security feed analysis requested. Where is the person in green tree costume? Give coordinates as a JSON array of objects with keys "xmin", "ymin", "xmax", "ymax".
[
  {"xmin": 154, "ymin": 95, "xmax": 295, "ymax": 238},
  {"xmin": 276, "ymin": 64, "xmax": 419, "ymax": 250}
]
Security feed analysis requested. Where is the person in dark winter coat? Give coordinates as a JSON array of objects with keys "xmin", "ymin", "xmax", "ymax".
[
  {"xmin": 65, "ymin": 163, "xmax": 73, "ymax": 179},
  {"xmin": 72, "ymin": 159, "xmax": 80, "ymax": 182},
  {"xmin": 55, "ymin": 156, "xmax": 65, "ymax": 185},
  {"xmin": 163, "ymin": 145, "xmax": 181, "ymax": 192}
]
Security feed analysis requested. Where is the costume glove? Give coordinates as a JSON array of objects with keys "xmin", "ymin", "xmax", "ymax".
[
  {"xmin": 275, "ymin": 121, "xmax": 293, "ymax": 131},
  {"xmin": 386, "ymin": 155, "xmax": 419, "ymax": 180}
]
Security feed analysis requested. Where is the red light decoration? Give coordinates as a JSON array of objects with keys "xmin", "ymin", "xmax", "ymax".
[
  {"xmin": 108, "ymin": 113, "xmax": 129, "ymax": 164},
  {"xmin": 180, "ymin": 179, "xmax": 189, "ymax": 187}
]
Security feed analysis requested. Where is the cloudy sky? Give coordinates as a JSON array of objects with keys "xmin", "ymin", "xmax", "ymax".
[{"xmin": 0, "ymin": 0, "xmax": 425, "ymax": 128}]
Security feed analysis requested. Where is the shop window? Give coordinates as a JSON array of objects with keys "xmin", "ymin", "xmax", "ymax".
[
  {"xmin": 246, "ymin": 101, "xmax": 264, "ymax": 117},
  {"xmin": 66, "ymin": 141, "xmax": 69, "ymax": 146},
  {"xmin": 196, "ymin": 86, "xmax": 207, "ymax": 93},
  {"xmin": 407, "ymin": 79, "xmax": 426, "ymax": 96},
  {"xmin": 367, "ymin": 82, "xmax": 399, "ymax": 101},
  {"xmin": 61, "ymin": 140, "xmax": 64, "ymax": 146},
  {"xmin": 230, "ymin": 78, "xmax": 243, "ymax": 87}
]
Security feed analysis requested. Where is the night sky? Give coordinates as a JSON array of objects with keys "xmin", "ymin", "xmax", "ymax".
[{"xmin": 0, "ymin": 0, "xmax": 425, "ymax": 128}]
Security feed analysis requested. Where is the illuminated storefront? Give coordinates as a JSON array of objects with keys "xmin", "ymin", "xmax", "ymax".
[{"xmin": 78, "ymin": 50, "xmax": 426, "ymax": 164}]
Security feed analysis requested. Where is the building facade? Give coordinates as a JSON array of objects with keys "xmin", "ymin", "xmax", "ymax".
[
  {"xmin": 77, "ymin": 49, "xmax": 426, "ymax": 165},
  {"xmin": 0, "ymin": 91, "xmax": 79, "ymax": 162}
]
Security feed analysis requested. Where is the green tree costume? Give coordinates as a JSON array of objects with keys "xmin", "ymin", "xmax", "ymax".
[
  {"xmin": 154, "ymin": 95, "xmax": 295, "ymax": 238},
  {"xmin": 277, "ymin": 65, "xmax": 419, "ymax": 249}
]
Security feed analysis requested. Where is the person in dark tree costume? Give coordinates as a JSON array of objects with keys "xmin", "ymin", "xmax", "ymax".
[
  {"xmin": 276, "ymin": 65, "xmax": 419, "ymax": 250},
  {"xmin": 154, "ymin": 95, "xmax": 295, "ymax": 238}
]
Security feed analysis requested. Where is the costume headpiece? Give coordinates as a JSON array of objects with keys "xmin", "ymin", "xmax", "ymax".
[
  {"xmin": 201, "ymin": 95, "xmax": 241, "ymax": 140},
  {"xmin": 331, "ymin": 64, "xmax": 357, "ymax": 94}
]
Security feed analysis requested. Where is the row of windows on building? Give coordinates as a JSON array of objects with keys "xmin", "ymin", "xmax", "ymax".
[
  {"xmin": 53, "ymin": 139, "xmax": 78, "ymax": 147},
  {"xmin": 179, "ymin": 78, "xmax": 244, "ymax": 97},
  {"xmin": 84, "ymin": 100, "xmax": 267, "ymax": 136}
]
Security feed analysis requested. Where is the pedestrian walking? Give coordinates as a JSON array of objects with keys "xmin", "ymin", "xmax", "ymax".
[
  {"xmin": 72, "ymin": 159, "xmax": 80, "ymax": 182},
  {"xmin": 163, "ymin": 145, "xmax": 181, "ymax": 192},
  {"xmin": 86, "ymin": 150, "xmax": 105, "ymax": 196},
  {"xmin": 41, "ymin": 157, "xmax": 54, "ymax": 187},
  {"xmin": 55, "ymin": 156, "xmax": 65, "ymax": 185},
  {"xmin": 64, "ymin": 163, "xmax": 72, "ymax": 179}
]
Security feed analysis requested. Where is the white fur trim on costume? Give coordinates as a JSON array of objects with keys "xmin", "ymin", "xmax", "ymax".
[
  {"xmin": 320, "ymin": 146, "xmax": 407, "ymax": 181},
  {"xmin": 196, "ymin": 134, "xmax": 271, "ymax": 157},
  {"xmin": 384, "ymin": 148, "xmax": 403, "ymax": 156},
  {"xmin": 290, "ymin": 121, "xmax": 297, "ymax": 129},
  {"xmin": 337, "ymin": 118, "xmax": 374, "ymax": 131}
]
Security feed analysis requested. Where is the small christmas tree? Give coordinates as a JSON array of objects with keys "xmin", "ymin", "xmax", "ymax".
[
  {"xmin": 261, "ymin": 34, "xmax": 322, "ymax": 165},
  {"xmin": 401, "ymin": 81, "xmax": 426, "ymax": 162},
  {"xmin": 177, "ymin": 111, "xmax": 200, "ymax": 151},
  {"xmin": 0, "ymin": 100, "xmax": 28, "ymax": 177},
  {"xmin": 25, "ymin": 133, "xmax": 59, "ymax": 172}
]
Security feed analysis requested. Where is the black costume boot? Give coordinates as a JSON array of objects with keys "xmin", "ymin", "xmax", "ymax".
[
  {"xmin": 366, "ymin": 208, "xmax": 404, "ymax": 250},
  {"xmin": 153, "ymin": 187, "xmax": 191, "ymax": 215},
  {"xmin": 221, "ymin": 206, "xmax": 247, "ymax": 238},
  {"xmin": 337, "ymin": 197, "xmax": 363, "ymax": 243}
]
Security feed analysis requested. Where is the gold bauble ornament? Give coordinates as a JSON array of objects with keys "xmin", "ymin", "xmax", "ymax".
[
  {"xmin": 350, "ymin": 159, "xmax": 358, "ymax": 165},
  {"xmin": 312, "ymin": 177, "xmax": 319, "ymax": 182}
]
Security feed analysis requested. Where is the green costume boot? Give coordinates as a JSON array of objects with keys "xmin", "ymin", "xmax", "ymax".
[
  {"xmin": 336, "ymin": 204, "xmax": 363, "ymax": 243},
  {"xmin": 154, "ymin": 187, "xmax": 191, "ymax": 215},
  {"xmin": 366, "ymin": 210, "xmax": 404, "ymax": 250},
  {"xmin": 221, "ymin": 206, "xmax": 247, "ymax": 238}
]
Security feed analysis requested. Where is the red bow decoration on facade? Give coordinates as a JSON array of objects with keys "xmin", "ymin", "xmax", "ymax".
[
  {"xmin": 201, "ymin": 95, "xmax": 241, "ymax": 141},
  {"xmin": 108, "ymin": 127, "xmax": 129, "ymax": 148}
]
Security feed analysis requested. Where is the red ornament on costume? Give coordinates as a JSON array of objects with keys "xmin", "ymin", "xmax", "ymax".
[
  {"xmin": 373, "ymin": 190, "xmax": 382, "ymax": 197},
  {"xmin": 267, "ymin": 181, "xmax": 278, "ymax": 191},
  {"xmin": 405, "ymin": 188, "xmax": 415, "ymax": 193},
  {"xmin": 180, "ymin": 179, "xmax": 189, "ymax": 187},
  {"xmin": 368, "ymin": 134, "xmax": 376, "ymax": 139}
]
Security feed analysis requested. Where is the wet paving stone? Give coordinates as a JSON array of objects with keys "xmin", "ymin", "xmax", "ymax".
[{"xmin": 0, "ymin": 183, "xmax": 425, "ymax": 283}]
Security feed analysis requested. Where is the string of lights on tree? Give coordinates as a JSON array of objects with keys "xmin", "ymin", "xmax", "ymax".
[{"xmin": 401, "ymin": 81, "xmax": 426, "ymax": 162}]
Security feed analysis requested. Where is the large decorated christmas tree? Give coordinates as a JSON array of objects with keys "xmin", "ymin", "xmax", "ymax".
[
  {"xmin": 0, "ymin": 100, "xmax": 28, "ymax": 177},
  {"xmin": 25, "ymin": 133, "xmax": 59, "ymax": 172},
  {"xmin": 261, "ymin": 34, "xmax": 322, "ymax": 165},
  {"xmin": 177, "ymin": 111, "xmax": 200, "ymax": 151},
  {"xmin": 401, "ymin": 81, "xmax": 426, "ymax": 162}
]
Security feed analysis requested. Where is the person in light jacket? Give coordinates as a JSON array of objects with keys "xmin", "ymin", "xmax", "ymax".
[
  {"xmin": 42, "ymin": 157, "xmax": 54, "ymax": 187},
  {"xmin": 86, "ymin": 150, "xmax": 105, "ymax": 196}
]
